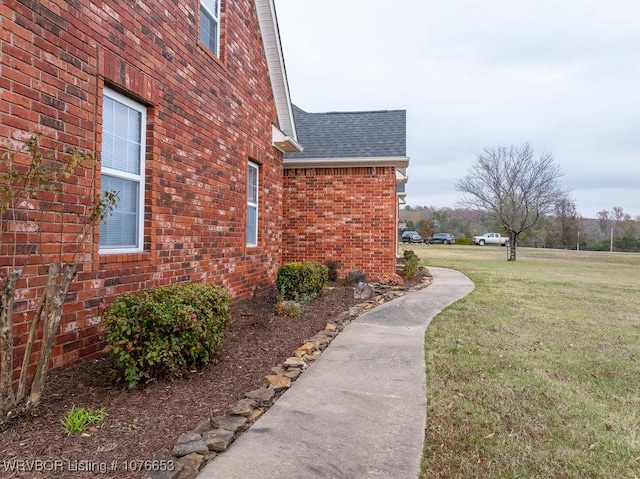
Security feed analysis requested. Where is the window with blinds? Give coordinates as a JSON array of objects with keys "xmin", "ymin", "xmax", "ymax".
[
  {"xmin": 200, "ymin": 0, "xmax": 220, "ymax": 56},
  {"xmin": 99, "ymin": 88, "xmax": 146, "ymax": 253}
]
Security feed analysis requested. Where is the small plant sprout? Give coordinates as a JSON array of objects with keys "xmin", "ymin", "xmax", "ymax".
[{"xmin": 61, "ymin": 405, "xmax": 108, "ymax": 436}]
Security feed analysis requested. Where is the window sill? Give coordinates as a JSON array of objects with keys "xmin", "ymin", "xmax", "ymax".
[
  {"xmin": 98, "ymin": 251, "xmax": 150, "ymax": 265},
  {"xmin": 197, "ymin": 41, "xmax": 225, "ymax": 70}
]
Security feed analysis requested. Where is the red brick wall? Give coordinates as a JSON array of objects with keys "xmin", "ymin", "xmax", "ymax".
[
  {"xmin": 0, "ymin": 0, "xmax": 283, "ymax": 372},
  {"xmin": 282, "ymin": 166, "xmax": 398, "ymax": 280}
]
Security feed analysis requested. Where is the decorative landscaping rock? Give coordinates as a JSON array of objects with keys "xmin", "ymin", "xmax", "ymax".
[
  {"xmin": 248, "ymin": 408, "xmax": 265, "ymax": 422},
  {"xmin": 384, "ymin": 291, "xmax": 403, "ymax": 301},
  {"xmin": 265, "ymin": 375, "xmax": 291, "ymax": 390},
  {"xmin": 203, "ymin": 428, "xmax": 235, "ymax": 452},
  {"xmin": 284, "ymin": 369, "xmax": 301, "ymax": 380},
  {"xmin": 283, "ymin": 357, "xmax": 307, "ymax": 370},
  {"xmin": 176, "ymin": 453, "xmax": 204, "ymax": 479},
  {"xmin": 307, "ymin": 331, "xmax": 333, "ymax": 348},
  {"xmin": 419, "ymin": 266, "xmax": 432, "ymax": 277},
  {"xmin": 227, "ymin": 398, "xmax": 256, "ymax": 417},
  {"xmin": 303, "ymin": 351, "xmax": 322, "ymax": 362},
  {"xmin": 172, "ymin": 434, "xmax": 208, "ymax": 457},
  {"xmin": 244, "ymin": 386, "xmax": 275, "ymax": 405},
  {"xmin": 325, "ymin": 322, "xmax": 338, "ymax": 331},
  {"xmin": 295, "ymin": 341, "xmax": 315, "ymax": 356},
  {"xmin": 270, "ymin": 365, "xmax": 287, "ymax": 375},
  {"xmin": 194, "ymin": 419, "xmax": 213, "ymax": 434},
  {"xmin": 354, "ymin": 281, "xmax": 375, "ymax": 300},
  {"xmin": 176, "ymin": 432, "xmax": 202, "ymax": 445},
  {"xmin": 210, "ymin": 415, "xmax": 248, "ymax": 433}
]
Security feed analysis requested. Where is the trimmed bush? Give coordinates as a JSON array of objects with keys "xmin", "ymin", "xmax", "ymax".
[
  {"xmin": 403, "ymin": 250, "xmax": 420, "ymax": 279},
  {"xmin": 344, "ymin": 269, "xmax": 366, "ymax": 286},
  {"xmin": 276, "ymin": 261, "xmax": 328, "ymax": 302},
  {"xmin": 103, "ymin": 283, "xmax": 230, "ymax": 388},
  {"xmin": 326, "ymin": 260, "xmax": 341, "ymax": 282}
]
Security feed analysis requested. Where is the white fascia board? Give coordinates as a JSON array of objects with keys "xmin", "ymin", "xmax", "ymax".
[
  {"xmin": 396, "ymin": 168, "xmax": 408, "ymax": 184},
  {"xmin": 255, "ymin": 0, "xmax": 298, "ymax": 141},
  {"xmin": 284, "ymin": 156, "xmax": 410, "ymax": 169},
  {"xmin": 272, "ymin": 124, "xmax": 303, "ymax": 153}
]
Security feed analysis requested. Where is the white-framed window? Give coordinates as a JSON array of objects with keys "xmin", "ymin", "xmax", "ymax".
[
  {"xmin": 200, "ymin": 0, "xmax": 221, "ymax": 56},
  {"xmin": 99, "ymin": 88, "xmax": 146, "ymax": 253},
  {"xmin": 247, "ymin": 161, "xmax": 259, "ymax": 247}
]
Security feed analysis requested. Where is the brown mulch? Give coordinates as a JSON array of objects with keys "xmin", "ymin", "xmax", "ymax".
[{"xmin": 0, "ymin": 276, "xmax": 424, "ymax": 478}]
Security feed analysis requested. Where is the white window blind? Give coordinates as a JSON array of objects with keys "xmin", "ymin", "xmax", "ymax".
[
  {"xmin": 200, "ymin": 0, "xmax": 220, "ymax": 56},
  {"xmin": 100, "ymin": 88, "xmax": 146, "ymax": 252}
]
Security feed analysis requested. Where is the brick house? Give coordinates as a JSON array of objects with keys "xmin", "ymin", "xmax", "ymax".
[
  {"xmin": 0, "ymin": 0, "xmax": 408, "ymax": 374},
  {"xmin": 283, "ymin": 105, "xmax": 409, "ymax": 280},
  {"xmin": 0, "ymin": 0, "xmax": 302, "ymax": 371}
]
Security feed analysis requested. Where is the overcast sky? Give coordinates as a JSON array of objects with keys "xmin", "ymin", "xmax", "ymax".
[{"xmin": 274, "ymin": 0, "xmax": 640, "ymax": 219}]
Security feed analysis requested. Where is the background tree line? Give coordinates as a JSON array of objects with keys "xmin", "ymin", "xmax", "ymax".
[{"xmin": 400, "ymin": 203, "xmax": 640, "ymax": 252}]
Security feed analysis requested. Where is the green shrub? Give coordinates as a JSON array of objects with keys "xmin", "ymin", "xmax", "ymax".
[
  {"xmin": 276, "ymin": 261, "xmax": 328, "ymax": 302},
  {"xmin": 344, "ymin": 269, "xmax": 366, "ymax": 286},
  {"xmin": 326, "ymin": 261, "xmax": 341, "ymax": 282},
  {"xmin": 403, "ymin": 250, "xmax": 420, "ymax": 279},
  {"xmin": 103, "ymin": 282, "xmax": 230, "ymax": 388}
]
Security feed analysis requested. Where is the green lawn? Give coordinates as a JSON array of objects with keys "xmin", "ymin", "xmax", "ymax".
[{"xmin": 407, "ymin": 244, "xmax": 640, "ymax": 479}]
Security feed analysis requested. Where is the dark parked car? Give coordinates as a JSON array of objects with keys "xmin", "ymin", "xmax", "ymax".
[
  {"xmin": 428, "ymin": 233, "xmax": 455, "ymax": 244},
  {"xmin": 401, "ymin": 231, "xmax": 424, "ymax": 243}
]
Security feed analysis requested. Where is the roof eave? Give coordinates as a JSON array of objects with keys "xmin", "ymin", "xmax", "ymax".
[
  {"xmin": 396, "ymin": 168, "xmax": 408, "ymax": 184},
  {"xmin": 255, "ymin": 0, "xmax": 298, "ymax": 141},
  {"xmin": 273, "ymin": 125, "xmax": 304, "ymax": 153}
]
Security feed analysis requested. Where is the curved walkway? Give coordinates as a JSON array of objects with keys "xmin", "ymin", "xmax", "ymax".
[{"xmin": 197, "ymin": 267, "xmax": 474, "ymax": 479}]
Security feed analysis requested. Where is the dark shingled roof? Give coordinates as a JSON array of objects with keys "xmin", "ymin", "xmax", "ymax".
[{"xmin": 285, "ymin": 105, "xmax": 406, "ymax": 159}]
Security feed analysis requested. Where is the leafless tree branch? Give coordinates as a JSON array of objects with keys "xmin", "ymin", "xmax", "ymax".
[{"xmin": 456, "ymin": 143, "xmax": 567, "ymax": 260}]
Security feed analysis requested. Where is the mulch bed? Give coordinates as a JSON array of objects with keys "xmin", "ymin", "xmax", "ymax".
[{"xmin": 0, "ymin": 276, "xmax": 423, "ymax": 478}]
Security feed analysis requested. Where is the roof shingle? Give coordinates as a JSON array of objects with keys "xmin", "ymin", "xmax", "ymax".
[{"xmin": 285, "ymin": 105, "xmax": 406, "ymax": 159}]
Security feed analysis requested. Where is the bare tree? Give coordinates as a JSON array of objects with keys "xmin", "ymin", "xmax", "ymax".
[
  {"xmin": 598, "ymin": 206, "xmax": 632, "ymax": 246},
  {"xmin": 0, "ymin": 134, "xmax": 116, "ymax": 421},
  {"xmin": 612, "ymin": 206, "xmax": 631, "ymax": 235},
  {"xmin": 553, "ymin": 198, "xmax": 582, "ymax": 249},
  {"xmin": 597, "ymin": 209, "xmax": 611, "ymax": 234},
  {"xmin": 456, "ymin": 143, "xmax": 566, "ymax": 261}
]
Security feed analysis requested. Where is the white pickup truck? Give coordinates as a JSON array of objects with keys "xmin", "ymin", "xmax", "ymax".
[{"xmin": 472, "ymin": 233, "xmax": 509, "ymax": 246}]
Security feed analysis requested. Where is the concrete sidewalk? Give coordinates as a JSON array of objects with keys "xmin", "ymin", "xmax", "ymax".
[{"xmin": 197, "ymin": 267, "xmax": 474, "ymax": 479}]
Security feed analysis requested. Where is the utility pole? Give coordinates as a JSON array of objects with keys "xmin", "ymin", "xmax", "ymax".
[{"xmin": 610, "ymin": 228, "xmax": 613, "ymax": 252}]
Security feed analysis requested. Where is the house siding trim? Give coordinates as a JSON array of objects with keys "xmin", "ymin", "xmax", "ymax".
[{"xmin": 254, "ymin": 0, "xmax": 298, "ymax": 141}]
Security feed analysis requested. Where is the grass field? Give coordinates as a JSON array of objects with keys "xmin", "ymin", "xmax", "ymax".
[{"xmin": 406, "ymin": 244, "xmax": 640, "ymax": 479}]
